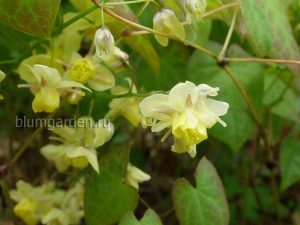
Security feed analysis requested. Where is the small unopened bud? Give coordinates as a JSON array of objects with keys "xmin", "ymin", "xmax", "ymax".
[
  {"xmin": 67, "ymin": 92, "xmax": 82, "ymax": 105},
  {"xmin": 153, "ymin": 9, "xmax": 185, "ymax": 47},
  {"xmin": 94, "ymin": 28, "xmax": 115, "ymax": 57},
  {"xmin": 184, "ymin": 0, "xmax": 206, "ymax": 23}
]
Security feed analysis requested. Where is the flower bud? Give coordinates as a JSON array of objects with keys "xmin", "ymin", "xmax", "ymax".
[
  {"xmin": 102, "ymin": 47, "xmax": 129, "ymax": 72},
  {"xmin": 184, "ymin": 0, "xmax": 206, "ymax": 23},
  {"xmin": 67, "ymin": 92, "xmax": 82, "ymax": 105},
  {"xmin": 94, "ymin": 28, "xmax": 115, "ymax": 57},
  {"xmin": 153, "ymin": 9, "xmax": 185, "ymax": 47},
  {"xmin": 70, "ymin": 59, "xmax": 95, "ymax": 83}
]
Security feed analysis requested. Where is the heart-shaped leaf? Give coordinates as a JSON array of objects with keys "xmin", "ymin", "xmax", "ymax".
[
  {"xmin": 172, "ymin": 157, "xmax": 229, "ymax": 225},
  {"xmin": 119, "ymin": 209, "xmax": 163, "ymax": 225},
  {"xmin": 0, "ymin": 0, "xmax": 61, "ymax": 38},
  {"xmin": 84, "ymin": 145, "xmax": 138, "ymax": 225}
]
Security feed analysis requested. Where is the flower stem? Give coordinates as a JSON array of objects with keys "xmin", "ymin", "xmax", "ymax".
[
  {"xmin": 218, "ymin": 7, "xmax": 238, "ymax": 59},
  {"xmin": 53, "ymin": 5, "xmax": 98, "ymax": 36},
  {"xmin": 7, "ymin": 113, "xmax": 55, "ymax": 169},
  {"xmin": 202, "ymin": 1, "xmax": 240, "ymax": 19},
  {"xmin": 106, "ymin": 0, "xmax": 159, "ymax": 6},
  {"xmin": 225, "ymin": 57, "xmax": 300, "ymax": 66}
]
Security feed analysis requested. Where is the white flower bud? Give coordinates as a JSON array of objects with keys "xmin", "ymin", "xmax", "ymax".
[
  {"xmin": 184, "ymin": 0, "xmax": 206, "ymax": 23},
  {"xmin": 94, "ymin": 28, "xmax": 115, "ymax": 57},
  {"xmin": 153, "ymin": 9, "xmax": 185, "ymax": 47}
]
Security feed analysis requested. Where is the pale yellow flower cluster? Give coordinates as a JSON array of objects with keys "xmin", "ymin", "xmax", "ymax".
[
  {"xmin": 10, "ymin": 181, "xmax": 84, "ymax": 225},
  {"xmin": 41, "ymin": 117, "xmax": 114, "ymax": 173},
  {"xmin": 140, "ymin": 81, "xmax": 229, "ymax": 157}
]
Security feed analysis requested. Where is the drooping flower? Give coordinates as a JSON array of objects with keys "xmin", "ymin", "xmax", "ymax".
[
  {"xmin": 18, "ymin": 64, "xmax": 90, "ymax": 113},
  {"xmin": 94, "ymin": 27, "xmax": 115, "ymax": 57},
  {"xmin": 10, "ymin": 180, "xmax": 84, "ymax": 225},
  {"xmin": 184, "ymin": 0, "xmax": 207, "ymax": 23},
  {"xmin": 153, "ymin": 9, "xmax": 185, "ymax": 46},
  {"xmin": 126, "ymin": 163, "xmax": 151, "ymax": 189},
  {"xmin": 0, "ymin": 70, "xmax": 6, "ymax": 100},
  {"xmin": 9, "ymin": 181, "xmax": 58, "ymax": 225},
  {"xmin": 41, "ymin": 117, "xmax": 114, "ymax": 173},
  {"xmin": 41, "ymin": 181, "xmax": 84, "ymax": 225},
  {"xmin": 106, "ymin": 78, "xmax": 141, "ymax": 127},
  {"xmin": 139, "ymin": 81, "xmax": 229, "ymax": 157},
  {"xmin": 66, "ymin": 53, "xmax": 115, "ymax": 91}
]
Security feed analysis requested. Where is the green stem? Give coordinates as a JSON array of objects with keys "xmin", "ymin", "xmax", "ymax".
[
  {"xmin": 270, "ymin": 170, "xmax": 282, "ymax": 225},
  {"xmin": 107, "ymin": 0, "xmax": 159, "ymax": 6},
  {"xmin": 218, "ymin": 7, "xmax": 238, "ymax": 59},
  {"xmin": 135, "ymin": 0, "xmax": 152, "ymax": 19},
  {"xmin": 91, "ymin": 0, "xmax": 216, "ymax": 57},
  {"xmin": 53, "ymin": 5, "xmax": 98, "ymax": 36}
]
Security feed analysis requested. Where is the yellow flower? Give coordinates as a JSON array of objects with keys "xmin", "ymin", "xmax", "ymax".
[
  {"xmin": 67, "ymin": 53, "xmax": 115, "ymax": 91},
  {"xmin": 10, "ymin": 181, "xmax": 56, "ymax": 225},
  {"xmin": 18, "ymin": 64, "xmax": 90, "ymax": 113},
  {"xmin": 153, "ymin": 9, "xmax": 185, "ymax": 46},
  {"xmin": 42, "ymin": 181, "xmax": 84, "ymax": 225},
  {"xmin": 32, "ymin": 87, "xmax": 60, "ymax": 113},
  {"xmin": 41, "ymin": 117, "xmax": 114, "ymax": 173},
  {"xmin": 126, "ymin": 163, "xmax": 151, "ymax": 189},
  {"xmin": 106, "ymin": 78, "xmax": 141, "ymax": 127},
  {"xmin": 70, "ymin": 58, "xmax": 95, "ymax": 83},
  {"xmin": 10, "ymin": 180, "xmax": 84, "ymax": 225},
  {"xmin": 0, "ymin": 70, "xmax": 5, "ymax": 100},
  {"xmin": 184, "ymin": 0, "xmax": 207, "ymax": 23},
  {"xmin": 14, "ymin": 198, "xmax": 39, "ymax": 225},
  {"xmin": 139, "ymin": 81, "xmax": 229, "ymax": 157}
]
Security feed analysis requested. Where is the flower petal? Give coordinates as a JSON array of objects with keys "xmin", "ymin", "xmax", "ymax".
[
  {"xmin": 140, "ymin": 94, "xmax": 171, "ymax": 118},
  {"xmin": 57, "ymin": 80, "xmax": 91, "ymax": 92},
  {"xmin": 32, "ymin": 64, "xmax": 62, "ymax": 86},
  {"xmin": 88, "ymin": 65, "xmax": 115, "ymax": 91},
  {"xmin": 168, "ymin": 81, "xmax": 196, "ymax": 112},
  {"xmin": 66, "ymin": 146, "xmax": 99, "ymax": 173}
]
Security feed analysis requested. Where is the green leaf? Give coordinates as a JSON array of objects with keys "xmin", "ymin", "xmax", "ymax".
[
  {"xmin": 263, "ymin": 69, "xmax": 299, "ymax": 123},
  {"xmin": 172, "ymin": 157, "xmax": 229, "ymax": 225},
  {"xmin": 0, "ymin": 0, "xmax": 61, "ymax": 38},
  {"xmin": 119, "ymin": 209, "xmax": 163, "ymax": 225},
  {"xmin": 84, "ymin": 145, "xmax": 138, "ymax": 225},
  {"xmin": 123, "ymin": 35, "xmax": 160, "ymax": 75},
  {"xmin": 240, "ymin": 0, "xmax": 272, "ymax": 57},
  {"xmin": 280, "ymin": 136, "xmax": 300, "ymax": 191},
  {"xmin": 185, "ymin": 20, "xmax": 212, "ymax": 46},
  {"xmin": 137, "ymin": 43, "xmax": 189, "ymax": 91},
  {"xmin": 243, "ymin": 0, "xmax": 300, "ymax": 74},
  {"xmin": 187, "ymin": 43, "xmax": 264, "ymax": 152}
]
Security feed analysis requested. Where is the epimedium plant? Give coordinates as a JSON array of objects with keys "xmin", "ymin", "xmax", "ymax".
[{"xmin": 0, "ymin": 0, "xmax": 299, "ymax": 225}]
